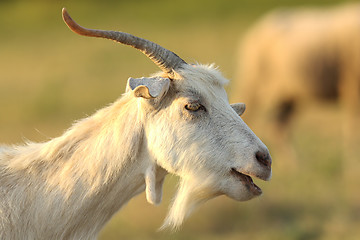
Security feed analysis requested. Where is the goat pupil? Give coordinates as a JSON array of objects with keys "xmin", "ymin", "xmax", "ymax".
[{"xmin": 186, "ymin": 103, "xmax": 201, "ymax": 111}]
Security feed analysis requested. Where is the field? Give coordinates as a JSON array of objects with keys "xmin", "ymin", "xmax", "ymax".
[{"xmin": 0, "ymin": 0, "xmax": 359, "ymax": 239}]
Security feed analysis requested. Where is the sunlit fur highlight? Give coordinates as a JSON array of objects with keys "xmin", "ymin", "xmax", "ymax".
[
  {"xmin": 0, "ymin": 62, "xmax": 270, "ymax": 239},
  {"xmin": 0, "ymin": 94, "xmax": 148, "ymax": 239}
]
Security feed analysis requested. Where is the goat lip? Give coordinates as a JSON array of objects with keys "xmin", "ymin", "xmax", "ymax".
[{"xmin": 230, "ymin": 168, "xmax": 262, "ymax": 196}]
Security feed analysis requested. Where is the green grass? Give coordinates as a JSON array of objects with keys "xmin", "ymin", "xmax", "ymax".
[{"xmin": 1, "ymin": 0, "xmax": 359, "ymax": 239}]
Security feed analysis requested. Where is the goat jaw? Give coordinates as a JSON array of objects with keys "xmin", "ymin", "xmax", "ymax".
[{"xmin": 230, "ymin": 168, "xmax": 262, "ymax": 196}]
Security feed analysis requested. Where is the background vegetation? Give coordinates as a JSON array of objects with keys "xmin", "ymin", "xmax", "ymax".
[{"xmin": 0, "ymin": 0, "xmax": 359, "ymax": 239}]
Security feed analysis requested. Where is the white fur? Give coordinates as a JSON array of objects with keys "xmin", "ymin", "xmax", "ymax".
[{"xmin": 0, "ymin": 63, "xmax": 271, "ymax": 239}]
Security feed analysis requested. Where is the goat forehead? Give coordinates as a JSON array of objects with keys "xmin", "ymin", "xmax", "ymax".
[
  {"xmin": 175, "ymin": 76, "xmax": 228, "ymax": 102},
  {"xmin": 177, "ymin": 64, "xmax": 229, "ymax": 87}
]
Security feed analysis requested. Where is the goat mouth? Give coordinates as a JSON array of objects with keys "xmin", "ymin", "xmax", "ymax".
[{"xmin": 230, "ymin": 168, "xmax": 262, "ymax": 196}]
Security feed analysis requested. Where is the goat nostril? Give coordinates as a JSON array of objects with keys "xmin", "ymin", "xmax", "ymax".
[{"xmin": 255, "ymin": 151, "xmax": 272, "ymax": 168}]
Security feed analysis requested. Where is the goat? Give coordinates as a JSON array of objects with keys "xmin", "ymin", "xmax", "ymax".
[
  {"xmin": 0, "ymin": 8, "xmax": 272, "ymax": 239},
  {"xmin": 234, "ymin": 3, "xmax": 360, "ymax": 164}
]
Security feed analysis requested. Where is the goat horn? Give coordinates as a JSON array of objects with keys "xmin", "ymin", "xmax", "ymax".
[{"xmin": 62, "ymin": 8, "xmax": 186, "ymax": 77}]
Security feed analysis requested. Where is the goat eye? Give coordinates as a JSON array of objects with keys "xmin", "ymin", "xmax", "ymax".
[{"xmin": 185, "ymin": 102, "xmax": 205, "ymax": 112}]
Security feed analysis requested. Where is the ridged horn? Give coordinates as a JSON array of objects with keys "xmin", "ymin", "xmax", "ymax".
[{"xmin": 62, "ymin": 8, "xmax": 186, "ymax": 76}]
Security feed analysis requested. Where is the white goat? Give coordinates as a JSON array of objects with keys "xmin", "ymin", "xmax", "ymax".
[{"xmin": 0, "ymin": 9, "xmax": 272, "ymax": 239}]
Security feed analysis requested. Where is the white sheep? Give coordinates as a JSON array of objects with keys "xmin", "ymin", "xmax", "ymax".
[
  {"xmin": 0, "ymin": 8, "xmax": 272, "ymax": 239},
  {"xmin": 235, "ymin": 3, "xmax": 360, "ymax": 165}
]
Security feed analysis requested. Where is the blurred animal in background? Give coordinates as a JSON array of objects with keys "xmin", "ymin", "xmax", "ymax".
[
  {"xmin": 0, "ymin": 8, "xmax": 272, "ymax": 239},
  {"xmin": 235, "ymin": 3, "xmax": 360, "ymax": 170}
]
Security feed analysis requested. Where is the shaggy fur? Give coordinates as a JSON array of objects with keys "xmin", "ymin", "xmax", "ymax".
[
  {"xmin": 0, "ymin": 93, "xmax": 148, "ymax": 239},
  {"xmin": 1, "ymin": 44, "xmax": 271, "ymax": 239}
]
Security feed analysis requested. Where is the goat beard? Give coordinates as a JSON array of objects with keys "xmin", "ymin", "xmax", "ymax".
[{"xmin": 160, "ymin": 176, "xmax": 219, "ymax": 230}]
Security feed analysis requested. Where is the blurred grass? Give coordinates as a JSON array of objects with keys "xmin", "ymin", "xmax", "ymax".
[{"xmin": 1, "ymin": 0, "xmax": 359, "ymax": 239}]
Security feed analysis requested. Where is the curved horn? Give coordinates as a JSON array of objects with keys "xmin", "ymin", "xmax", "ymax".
[{"xmin": 62, "ymin": 8, "xmax": 186, "ymax": 76}]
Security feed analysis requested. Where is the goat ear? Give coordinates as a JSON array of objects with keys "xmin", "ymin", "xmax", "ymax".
[
  {"xmin": 231, "ymin": 103, "xmax": 246, "ymax": 116},
  {"xmin": 127, "ymin": 77, "xmax": 170, "ymax": 99}
]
